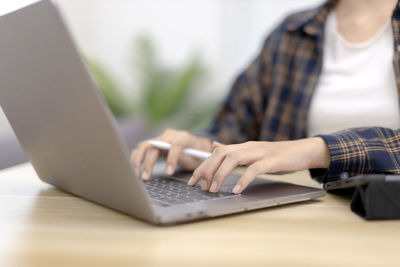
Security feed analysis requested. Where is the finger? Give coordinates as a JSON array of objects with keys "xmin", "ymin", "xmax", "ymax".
[
  {"xmin": 209, "ymin": 152, "xmax": 244, "ymax": 193},
  {"xmin": 133, "ymin": 129, "xmax": 176, "ymax": 170},
  {"xmin": 130, "ymin": 149, "xmax": 140, "ymax": 176},
  {"xmin": 189, "ymin": 146, "xmax": 228, "ymax": 190},
  {"xmin": 165, "ymin": 142, "xmax": 184, "ymax": 175},
  {"xmin": 132, "ymin": 141, "xmax": 152, "ymax": 173},
  {"xmin": 232, "ymin": 161, "xmax": 266, "ymax": 194},
  {"xmin": 141, "ymin": 148, "xmax": 160, "ymax": 181},
  {"xmin": 164, "ymin": 131, "xmax": 191, "ymax": 175}
]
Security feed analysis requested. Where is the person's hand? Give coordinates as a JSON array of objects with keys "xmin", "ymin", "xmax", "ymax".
[
  {"xmin": 187, "ymin": 137, "xmax": 330, "ymax": 194},
  {"xmin": 131, "ymin": 129, "xmax": 212, "ymax": 181}
]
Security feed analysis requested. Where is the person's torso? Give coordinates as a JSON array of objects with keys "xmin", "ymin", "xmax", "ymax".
[
  {"xmin": 307, "ymin": 11, "xmax": 400, "ymax": 137},
  {"xmin": 257, "ymin": 2, "xmax": 400, "ymax": 141}
]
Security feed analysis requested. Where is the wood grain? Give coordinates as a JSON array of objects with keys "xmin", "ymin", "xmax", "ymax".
[{"xmin": 1, "ymin": 163, "xmax": 399, "ymax": 267}]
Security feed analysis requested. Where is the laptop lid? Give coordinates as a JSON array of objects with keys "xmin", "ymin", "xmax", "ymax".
[{"xmin": 0, "ymin": 0, "xmax": 156, "ymax": 222}]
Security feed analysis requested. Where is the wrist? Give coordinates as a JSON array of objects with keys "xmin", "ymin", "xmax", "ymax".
[{"xmin": 308, "ymin": 137, "xmax": 330, "ymax": 169}]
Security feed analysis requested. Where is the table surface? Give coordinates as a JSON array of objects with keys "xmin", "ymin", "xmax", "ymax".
[{"xmin": 1, "ymin": 163, "xmax": 400, "ymax": 267}]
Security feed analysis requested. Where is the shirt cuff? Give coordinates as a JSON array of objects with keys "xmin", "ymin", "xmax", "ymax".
[{"xmin": 310, "ymin": 133, "xmax": 368, "ymax": 183}]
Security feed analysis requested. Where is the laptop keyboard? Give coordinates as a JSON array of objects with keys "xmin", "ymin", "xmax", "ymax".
[{"xmin": 143, "ymin": 176, "xmax": 235, "ymax": 206}]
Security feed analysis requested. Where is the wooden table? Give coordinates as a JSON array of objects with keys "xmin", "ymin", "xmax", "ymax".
[{"xmin": 1, "ymin": 163, "xmax": 399, "ymax": 267}]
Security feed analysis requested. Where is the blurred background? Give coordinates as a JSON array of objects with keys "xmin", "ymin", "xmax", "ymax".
[{"xmin": 0, "ymin": 0, "xmax": 323, "ymax": 169}]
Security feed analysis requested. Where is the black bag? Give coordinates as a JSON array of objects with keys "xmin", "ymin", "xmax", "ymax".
[{"xmin": 351, "ymin": 180, "xmax": 400, "ymax": 220}]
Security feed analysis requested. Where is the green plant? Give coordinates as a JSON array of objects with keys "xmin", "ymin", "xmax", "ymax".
[
  {"xmin": 87, "ymin": 36, "xmax": 218, "ymax": 131},
  {"xmin": 86, "ymin": 58, "xmax": 133, "ymax": 117},
  {"xmin": 134, "ymin": 36, "xmax": 212, "ymax": 127}
]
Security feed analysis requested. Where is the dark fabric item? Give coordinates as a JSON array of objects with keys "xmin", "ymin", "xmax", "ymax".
[
  {"xmin": 317, "ymin": 128, "xmax": 400, "ymax": 182},
  {"xmin": 205, "ymin": 0, "xmax": 400, "ymax": 182},
  {"xmin": 351, "ymin": 181, "xmax": 400, "ymax": 220}
]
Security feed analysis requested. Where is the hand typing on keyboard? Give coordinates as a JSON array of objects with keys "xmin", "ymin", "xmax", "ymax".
[{"xmin": 131, "ymin": 129, "xmax": 330, "ymax": 195}]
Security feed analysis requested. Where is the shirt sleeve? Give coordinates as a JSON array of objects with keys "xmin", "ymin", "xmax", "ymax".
[
  {"xmin": 206, "ymin": 53, "xmax": 269, "ymax": 144},
  {"xmin": 312, "ymin": 127, "xmax": 400, "ymax": 183}
]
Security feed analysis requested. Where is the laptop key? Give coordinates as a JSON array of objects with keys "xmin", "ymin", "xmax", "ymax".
[{"xmin": 143, "ymin": 175, "xmax": 236, "ymax": 206}]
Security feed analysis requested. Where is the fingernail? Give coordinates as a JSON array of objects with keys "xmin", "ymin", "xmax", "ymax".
[
  {"xmin": 210, "ymin": 181, "xmax": 218, "ymax": 193},
  {"xmin": 201, "ymin": 179, "xmax": 208, "ymax": 190},
  {"xmin": 165, "ymin": 165, "xmax": 174, "ymax": 175},
  {"xmin": 232, "ymin": 184, "xmax": 242, "ymax": 194},
  {"xmin": 141, "ymin": 171, "xmax": 149, "ymax": 181},
  {"xmin": 188, "ymin": 176, "xmax": 196, "ymax": 186}
]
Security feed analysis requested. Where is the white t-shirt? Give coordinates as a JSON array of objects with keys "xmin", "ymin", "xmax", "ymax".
[{"xmin": 307, "ymin": 11, "xmax": 400, "ymax": 137}]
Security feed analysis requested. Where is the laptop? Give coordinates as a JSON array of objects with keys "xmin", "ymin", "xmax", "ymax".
[{"xmin": 0, "ymin": 0, "xmax": 325, "ymax": 225}]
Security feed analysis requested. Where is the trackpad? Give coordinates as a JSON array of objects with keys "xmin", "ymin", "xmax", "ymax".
[{"xmin": 220, "ymin": 174, "xmax": 276, "ymax": 192}]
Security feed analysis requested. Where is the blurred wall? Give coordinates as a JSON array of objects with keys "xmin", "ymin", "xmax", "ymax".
[
  {"xmin": 0, "ymin": 0, "xmax": 323, "ymax": 167},
  {"xmin": 56, "ymin": 0, "xmax": 323, "ymax": 98}
]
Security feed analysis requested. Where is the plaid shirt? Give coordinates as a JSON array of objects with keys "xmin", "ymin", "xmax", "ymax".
[{"xmin": 207, "ymin": 1, "xmax": 400, "ymax": 182}]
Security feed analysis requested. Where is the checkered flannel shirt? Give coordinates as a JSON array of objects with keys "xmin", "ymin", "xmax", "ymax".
[{"xmin": 207, "ymin": 1, "xmax": 400, "ymax": 182}]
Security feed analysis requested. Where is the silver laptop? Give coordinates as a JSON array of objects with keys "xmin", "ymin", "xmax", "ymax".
[{"xmin": 0, "ymin": 0, "xmax": 325, "ymax": 225}]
